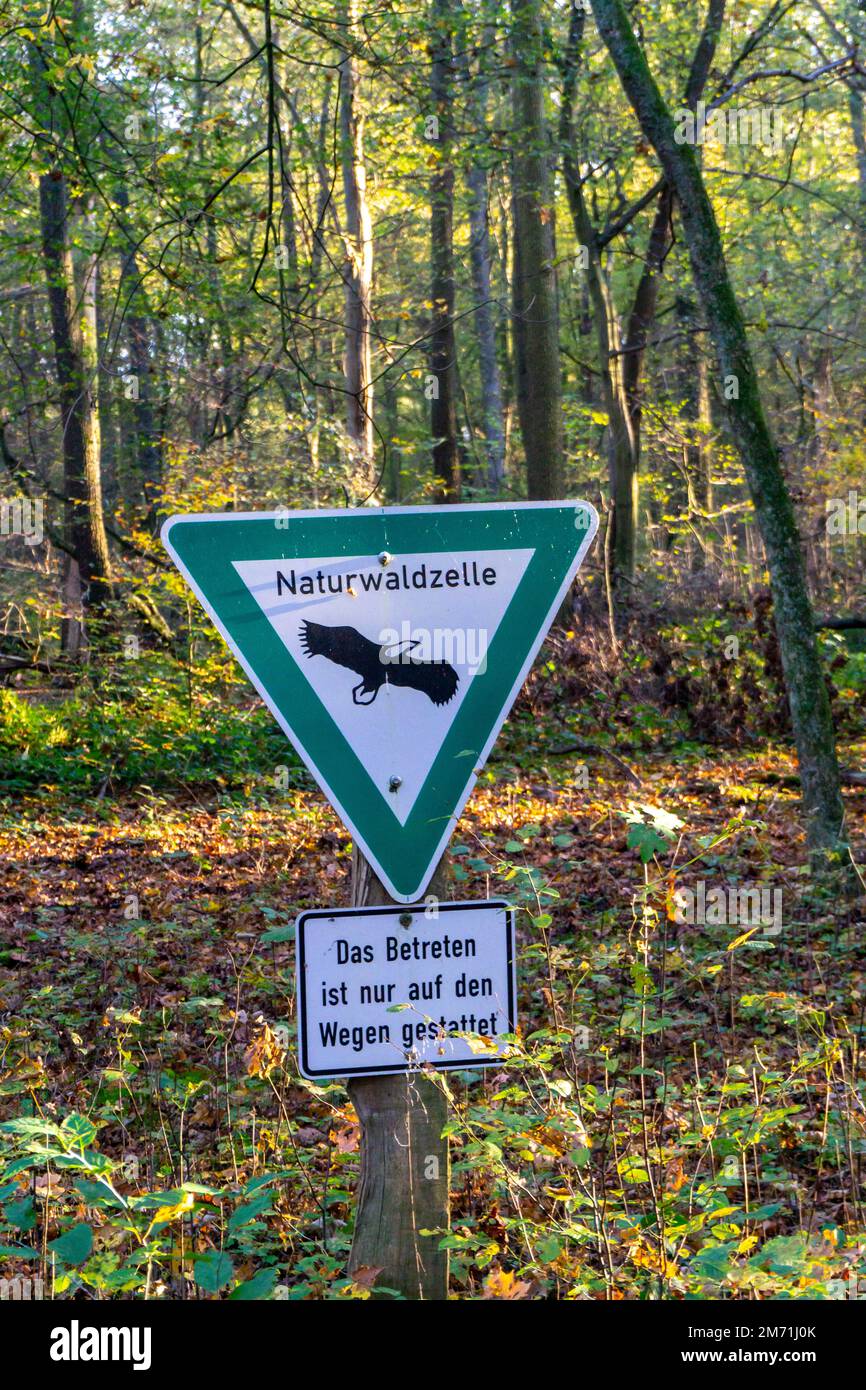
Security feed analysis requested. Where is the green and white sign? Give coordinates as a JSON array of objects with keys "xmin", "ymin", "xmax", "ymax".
[{"xmin": 162, "ymin": 502, "xmax": 598, "ymax": 902}]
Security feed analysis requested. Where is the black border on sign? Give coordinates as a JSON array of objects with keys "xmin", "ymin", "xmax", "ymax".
[{"xmin": 295, "ymin": 899, "xmax": 516, "ymax": 1079}]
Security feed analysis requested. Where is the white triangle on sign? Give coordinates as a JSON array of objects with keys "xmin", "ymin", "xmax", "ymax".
[{"xmin": 233, "ymin": 548, "xmax": 534, "ymax": 823}]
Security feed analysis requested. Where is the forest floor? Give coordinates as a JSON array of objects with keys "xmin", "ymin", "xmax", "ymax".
[{"xmin": 1, "ymin": 713, "xmax": 865, "ymax": 1299}]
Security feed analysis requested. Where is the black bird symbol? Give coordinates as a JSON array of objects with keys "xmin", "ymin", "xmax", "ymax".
[{"xmin": 300, "ymin": 619, "xmax": 459, "ymax": 707}]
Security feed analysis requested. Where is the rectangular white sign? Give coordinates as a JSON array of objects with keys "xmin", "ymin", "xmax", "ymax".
[{"xmin": 296, "ymin": 900, "xmax": 516, "ymax": 1078}]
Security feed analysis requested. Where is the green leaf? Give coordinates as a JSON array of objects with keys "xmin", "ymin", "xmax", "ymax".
[
  {"xmin": 691, "ymin": 1241, "xmax": 735, "ymax": 1282},
  {"xmin": 242, "ymin": 1171, "xmax": 293, "ymax": 1195},
  {"xmin": 749, "ymin": 1202, "xmax": 784, "ymax": 1221},
  {"xmin": 61, "ymin": 1113, "xmax": 97, "ymax": 1149},
  {"xmin": 4, "ymin": 1195, "xmax": 36, "ymax": 1230},
  {"xmin": 617, "ymin": 1156, "xmax": 649, "ymax": 1183},
  {"xmin": 194, "ymin": 1249, "xmax": 233, "ymax": 1293},
  {"xmin": 0, "ymin": 1158, "xmax": 41, "ymax": 1179},
  {"xmin": 47, "ymin": 1223, "xmax": 93, "ymax": 1265},
  {"xmin": 627, "ymin": 822, "xmax": 670, "ymax": 862},
  {"xmin": 757, "ymin": 1234, "xmax": 808, "ymax": 1275},
  {"xmin": 74, "ymin": 1179, "xmax": 127, "ymax": 1209},
  {"xmin": 260, "ymin": 925, "xmax": 293, "ymax": 943},
  {"xmin": 229, "ymin": 1267, "xmax": 280, "ymax": 1300},
  {"xmin": 536, "ymin": 1234, "xmax": 562, "ymax": 1264},
  {"xmin": 228, "ymin": 1193, "xmax": 272, "ymax": 1231},
  {"xmin": 0, "ymin": 1117, "xmax": 60, "ymax": 1138},
  {"xmin": 624, "ymin": 803, "xmax": 682, "ymax": 861},
  {"xmin": 131, "ymin": 1189, "xmax": 185, "ymax": 1211}
]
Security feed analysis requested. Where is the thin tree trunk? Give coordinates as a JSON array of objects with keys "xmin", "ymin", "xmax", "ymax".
[
  {"xmin": 590, "ymin": 0, "xmax": 847, "ymax": 857},
  {"xmin": 510, "ymin": 0, "xmax": 563, "ymax": 500},
  {"xmin": 430, "ymin": 0, "xmax": 460, "ymax": 501},
  {"xmin": 561, "ymin": 0, "xmax": 725, "ymax": 591},
  {"xmin": 276, "ymin": 74, "xmax": 300, "ymax": 414},
  {"xmin": 621, "ymin": 187, "xmax": 673, "ymax": 461},
  {"xmin": 340, "ymin": 3, "xmax": 374, "ymax": 472},
  {"xmin": 95, "ymin": 264, "xmax": 118, "ymax": 516},
  {"xmin": 466, "ymin": 165, "xmax": 504, "ymax": 491},
  {"xmin": 116, "ymin": 185, "xmax": 162, "ymax": 531},
  {"xmin": 691, "ymin": 341, "xmax": 715, "ymax": 570},
  {"xmin": 464, "ymin": 20, "xmax": 504, "ymax": 491},
  {"xmin": 559, "ymin": 1, "xmax": 635, "ymax": 582},
  {"xmin": 847, "ymin": 75, "xmax": 866, "ymax": 263},
  {"xmin": 311, "ymin": 77, "xmax": 335, "ymax": 290},
  {"xmin": 612, "ymin": 0, "xmax": 725, "ymax": 564},
  {"xmin": 196, "ymin": 23, "xmax": 233, "ymax": 448},
  {"xmin": 39, "ymin": 172, "xmax": 113, "ymax": 650}
]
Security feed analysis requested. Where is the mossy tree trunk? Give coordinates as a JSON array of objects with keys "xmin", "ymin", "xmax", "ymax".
[
  {"xmin": 31, "ymin": 8, "xmax": 114, "ymax": 654},
  {"xmin": 510, "ymin": 0, "xmax": 563, "ymax": 500}
]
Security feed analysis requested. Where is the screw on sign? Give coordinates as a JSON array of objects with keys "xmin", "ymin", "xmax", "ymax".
[{"xmin": 163, "ymin": 500, "xmax": 598, "ymax": 1298}]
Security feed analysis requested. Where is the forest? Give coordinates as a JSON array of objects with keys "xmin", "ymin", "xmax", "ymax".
[{"xmin": 0, "ymin": 0, "xmax": 865, "ymax": 1321}]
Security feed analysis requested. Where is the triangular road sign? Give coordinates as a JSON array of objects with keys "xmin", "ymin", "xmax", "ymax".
[{"xmin": 162, "ymin": 502, "xmax": 598, "ymax": 902}]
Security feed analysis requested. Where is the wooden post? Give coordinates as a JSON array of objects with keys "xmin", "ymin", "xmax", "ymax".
[{"xmin": 346, "ymin": 849, "xmax": 451, "ymax": 1300}]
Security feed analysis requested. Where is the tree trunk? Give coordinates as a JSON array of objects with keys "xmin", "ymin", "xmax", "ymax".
[
  {"xmin": 560, "ymin": 0, "xmax": 724, "ymax": 592},
  {"xmin": 690, "ymin": 339, "xmax": 715, "ymax": 570},
  {"xmin": 622, "ymin": 187, "xmax": 673, "ymax": 461},
  {"xmin": 559, "ymin": 1, "xmax": 635, "ymax": 583},
  {"xmin": 589, "ymin": 0, "xmax": 847, "ymax": 857},
  {"xmin": 311, "ymin": 77, "xmax": 335, "ymax": 290},
  {"xmin": 346, "ymin": 851, "xmax": 450, "ymax": 1301},
  {"xmin": 29, "ymin": 6, "xmax": 113, "ymax": 651},
  {"xmin": 510, "ymin": 0, "xmax": 563, "ymax": 500},
  {"xmin": 847, "ymin": 75, "xmax": 866, "ymax": 264},
  {"xmin": 464, "ymin": 23, "xmax": 505, "ymax": 492},
  {"xmin": 430, "ymin": 0, "xmax": 460, "ymax": 501},
  {"xmin": 39, "ymin": 172, "xmax": 113, "ymax": 649},
  {"xmin": 116, "ymin": 184, "xmax": 162, "ymax": 531},
  {"xmin": 340, "ymin": 3, "xmax": 375, "ymax": 473}
]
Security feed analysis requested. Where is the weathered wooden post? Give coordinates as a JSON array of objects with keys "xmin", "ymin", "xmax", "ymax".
[{"xmin": 347, "ymin": 850, "xmax": 450, "ymax": 1300}]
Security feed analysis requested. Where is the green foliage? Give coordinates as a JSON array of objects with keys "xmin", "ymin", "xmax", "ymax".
[
  {"xmin": 193, "ymin": 1249, "xmax": 233, "ymax": 1293},
  {"xmin": 0, "ymin": 662, "xmax": 302, "ymax": 796},
  {"xmin": 47, "ymin": 1223, "xmax": 93, "ymax": 1265}
]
